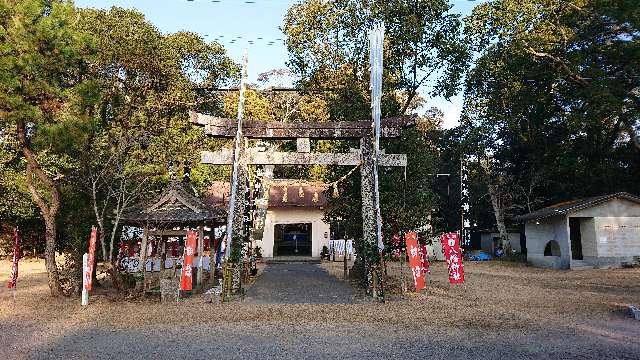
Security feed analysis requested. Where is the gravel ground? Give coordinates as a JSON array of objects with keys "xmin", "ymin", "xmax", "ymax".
[{"xmin": 1, "ymin": 259, "xmax": 639, "ymax": 359}]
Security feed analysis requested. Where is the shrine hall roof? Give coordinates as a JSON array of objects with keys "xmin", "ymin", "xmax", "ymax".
[
  {"xmin": 268, "ymin": 180, "xmax": 328, "ymax": 208},
  {"xmin": 204, "ymin": 180, "xmax": 328, "ymax": 209},
  {"xmin": 120, "ymin": 180, "xmax": 226, "ymax": 225}
]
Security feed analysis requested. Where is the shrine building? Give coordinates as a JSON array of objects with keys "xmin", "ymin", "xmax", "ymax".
[
  {"xmin": 261, "ymin": 180, "xmax": 330, "ymax": 258},
  {"xmin": 206, "ymin": 180, "xmax": 331, "ymax": 259}
]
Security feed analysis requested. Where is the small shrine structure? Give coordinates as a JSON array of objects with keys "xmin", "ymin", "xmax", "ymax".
[{"xmin": 119, "ymin": 179, "xmax": 226, "ymax": 294}]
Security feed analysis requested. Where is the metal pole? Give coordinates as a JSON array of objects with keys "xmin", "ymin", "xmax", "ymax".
[{"xmin": 224, "ymin": 53, "xmax": 248, "ymax": 259}]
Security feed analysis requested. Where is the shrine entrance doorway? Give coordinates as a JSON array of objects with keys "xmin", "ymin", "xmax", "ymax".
[{"xmin": 274, "ymin": 223, "xmax": 312, "ymax": 257}]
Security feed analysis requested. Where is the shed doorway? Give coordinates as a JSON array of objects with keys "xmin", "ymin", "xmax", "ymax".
[
  {"xmin": 569, "ymin": 218, "xmax": 583, "ymax": 260},
  {"xmin": 273, "ymin": 223, "xmax": 312, "ymax": 256}
]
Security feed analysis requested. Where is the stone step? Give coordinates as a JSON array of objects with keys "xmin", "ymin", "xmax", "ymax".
[
  {"xmin": 265, "ymin": 257, "xmax": 321, "ymax": 264},
  {"xmin": 570, "ymin": 260, "xmax": 594, "ymax": 270},
  {"xmin": 571, "ymin": 266, "xmax": 594, "ymax": 270}
]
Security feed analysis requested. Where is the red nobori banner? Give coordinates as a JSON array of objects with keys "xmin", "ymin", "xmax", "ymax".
[
  {"xmin": 84, "ymin": 227, "xmax": 98, "ymax": 291},
  {"xmin": 180, "ymin": 230, "xmax": 197, "ymax": 291},
  {"xmin": 441, "ymin": 232, "xmax": 465, "ymax": 284},
  {"xmin": 405, "ymin": 231, "xmax": 425, "ymax": 292},
  {"xmin": 7, "ymin": 227, "xmax": 20, "ymax": 289}
]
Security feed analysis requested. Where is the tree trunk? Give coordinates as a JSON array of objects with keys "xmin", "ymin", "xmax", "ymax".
[
  {"xmin": 17, "ymin": 121, "xmax": 63, "ymax": 296},
  {"xmin": 43, "ymin": 216, "xmax": 63, "ymax": 296},
  {"xmin": 482, "ymin": 156, "xmax": 511, "ymax": 254},
  {"xmin": 487, "ymin": 179, "xmax": 510, "ymax": 254},
  {"xmin": 91, "ymin": 181, "xmax": 108, "ymax": 262}
]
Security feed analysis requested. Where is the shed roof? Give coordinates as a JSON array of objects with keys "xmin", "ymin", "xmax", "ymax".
[
  {"xmin": 514, "ymin": 192, "xmax": 640, "ymax": 222},
  {"xmin": 121, "ymin": 180, "xmax": 226, "ymax": 225}
]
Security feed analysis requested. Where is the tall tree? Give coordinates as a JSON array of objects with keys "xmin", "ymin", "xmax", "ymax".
[
  {"xmin": 75, "ymin": 7, "xmax": 238, "ymax": 263},
  {"xmin": 284, "ymin": 0, "xmax": 469, "ymax": 115},
  {"xmin": 462, "ymin": 0, "xmax": 640, "ymax": 244},
  {"xmin": 0, "ymin": 0, "xmax": 94, "ymax": 296}
]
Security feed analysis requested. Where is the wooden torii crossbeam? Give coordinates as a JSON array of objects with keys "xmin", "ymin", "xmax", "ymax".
[
  {"xmin": 190, "ymin": 111, "xmax": 414, "ymax": 167},
  {"xmin": 200, "ymin": 148, "xmax": 407, "ymax": 166},
  {"xmin": 189, "ymin": 111, "xmax": 416, "ymax": 139}
]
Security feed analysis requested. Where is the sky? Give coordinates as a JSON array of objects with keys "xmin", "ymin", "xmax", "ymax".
[{"xmin": 75, "ymin": 0, "xmax": 487, "ymax": 128}]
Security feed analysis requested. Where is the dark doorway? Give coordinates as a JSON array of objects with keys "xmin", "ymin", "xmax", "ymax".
[
  {"xmin": 569, "ymin": 218, "xmax": 583, "ymax": 260},
  {"xmin": 274, "ymin": 223, "xmax": 312, "ymax": 256}
]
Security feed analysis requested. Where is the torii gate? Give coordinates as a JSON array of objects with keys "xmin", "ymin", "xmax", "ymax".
[
  {"xmin": 193, "ymin": 24, "xmax": 400, "ymax": 297},
  {"xmin": 189, "ymin": 111, "xmax": 415, "ymax": 292}
]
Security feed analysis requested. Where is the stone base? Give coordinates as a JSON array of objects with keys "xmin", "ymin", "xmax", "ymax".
[{"xmin": 160, "ymin": 278, "xmax": 179, "ymax": 302}]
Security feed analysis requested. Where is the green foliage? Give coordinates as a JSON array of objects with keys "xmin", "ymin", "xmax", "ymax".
[
  {"xmin": 462, "ymin": 0, "xmax": 640, "ymax": 226},
  {"xmin": 0, "ymin": 146, "xmax": 37, "ymax": 221},
  {"xmin": 284, "ymin": 0, "xmax": 469, "ymax": 115}
]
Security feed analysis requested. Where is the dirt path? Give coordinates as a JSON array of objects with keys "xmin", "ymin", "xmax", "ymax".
[{"xmin": 244, "ymin": 263, "xmax": 364, "ymax": 304}]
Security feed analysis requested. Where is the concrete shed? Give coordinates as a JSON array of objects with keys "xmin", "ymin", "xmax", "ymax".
[{"xmin": 516, "ymin": 192, "xmax": 640, "ymax": 269}]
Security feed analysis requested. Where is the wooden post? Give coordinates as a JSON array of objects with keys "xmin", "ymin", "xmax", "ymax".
[
  {"xmin": 197, "ymin": 225, "xmax": 204, "ymax": 287},
  {"xmin": 343, "ymin": 239, "xmax": 348, "ymax": 280},
  {"xmin": 81, "ymin": 253, "xmax": 89, "ymax": 306},
  {"xmin": 360, "ymin": 136, "xmax": 386, "ymax": 300},
  {"xmin": 139, "ymin": 225, "xmax": 149, "ymax": 294}
]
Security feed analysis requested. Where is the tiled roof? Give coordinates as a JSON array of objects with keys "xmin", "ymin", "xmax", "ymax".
[
  {"xmin": 514, "ymin": 192, "xmax": 640, "ymax": 222},
  {"xmin": 203, "ymin": 179, "xmax": 329, "ymax": 210},
  {"xmin": 121, "ymin": 180, "xmax": 226, "ymax": 225},
  {"xmin": 268, "ymin": 180, "xmax": 328, "ymax": 208}
]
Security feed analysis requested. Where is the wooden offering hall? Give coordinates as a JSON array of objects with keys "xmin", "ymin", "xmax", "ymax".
[{"xmin": 119, "ymin": 179, "xmax": 227, "ymax": 295}]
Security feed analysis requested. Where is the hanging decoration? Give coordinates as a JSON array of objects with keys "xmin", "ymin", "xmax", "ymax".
[
  {"xmin": 312, "ymin": 191, "xmax": 319, "ymax": 203},
  {"xmin": 298, "ymin": 184, "xmax": 304, "ymax": 198},
  {"xmin": 322, "ymin": 161, "xmax": 363, "ymax": 199},
  {"xmin": 282, "ymin": 185, "xmax": 288, "ymax": 203}
]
